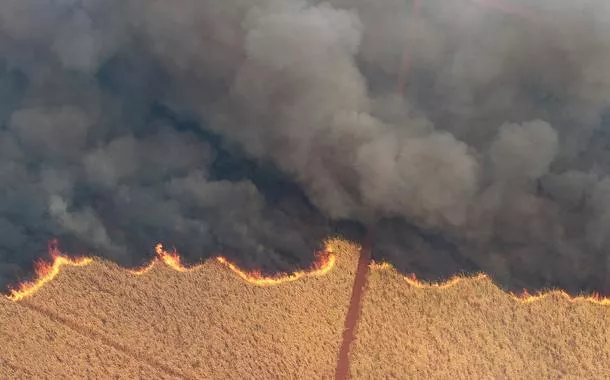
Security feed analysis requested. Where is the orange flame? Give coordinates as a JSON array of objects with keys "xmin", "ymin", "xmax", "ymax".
[
  {"xmin": 153, "ymin": 244, "xmax": 206, "ymax": 273},
  {"xmin": 369, "ymin": 261, "xmax": 610, "ymax": 306},
  {"xmin": 403, "ymin": 272, "xmax": 489, "ymax": 290},
  {"xmin": 510, "ymin": 289, "xmax": 610, "ymax": 306},
  {"xmin": 128, "ymin": 244, "xmax": 205, "ymax": 275},
  {"xmin": 149, "ymin": 243, "xmax": 336, "ymax": 285},
  {"xmin": 6, "ymin": 241, "xmax": 337, "ymax": 301},
  {"xmin": 369, "ymin": 261, "xmax": 393, "ymax": 271},
  {"xmin": 216, "ymin": 251, "xmax": 336, "ymax": 286},
  {"xmin": 128, "ymin": 258, "xmax": 159, "ymax": 276},
  {"xmin": 6, "ymin": 240, "xmax": 93, "ymax": 302}
]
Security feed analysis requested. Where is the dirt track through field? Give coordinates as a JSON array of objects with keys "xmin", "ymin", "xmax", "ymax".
[
  {"xmin": 2, "ymin": 238, "xmax": 609, "ymax": 378},
  {"xmin": 0, "ymin": 240, "xmax": 360, "ymax": 378},
  {"xmin": 335, "ymin": 234, "xmax": 372, "ymax": 380},
  {"xmin": 17, "ymin": 300, "xmax": 190, "ymax": 379}
]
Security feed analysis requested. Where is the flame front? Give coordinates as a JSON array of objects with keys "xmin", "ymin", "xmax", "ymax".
[
  {"xmin": 128, "ymin": 258, "xmax": 158, "ymax": 276},
  {"xmin": 216, "ymin": 251, "xmax": 336, "ymax": 286},
  {"xmin": 370, "ymin": 261, "xmax": 610, "ymax": 306},
  {"xmin": 5, "ymin": 241, "xmax": 337, "ymax": 301},
  {"xmin": 511, "ymin": 289, "xmax": 610, "ymax": 306},
  {"xmin": 369, "ymin": 261, "xmax": 393, "ymax": 271},
  {"xmin": 152, "ymin": 242, "xmax": 337, "ymax": 285},
  {"xmin": 7, "ymin": 240, "xmax": 93, "ymax": 301},
  {"xmin": 154, "ymin": 244, "xmax": 206, "ymax": 272},
  {"xmin": 128, "ymin": 244, "xmax": 191, "ymax": 275},
  {"xmin": 404, "ymin": 272, "xmax": 489, "ymax": 290},
  {"xmin": 10, "ymin": 241, "xmax": 607, "ymax": 306}
]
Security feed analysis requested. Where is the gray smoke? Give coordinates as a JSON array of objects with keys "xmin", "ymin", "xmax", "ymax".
[{"xmin": 0, "ymin": 0, "xmax": 609, "ymax": 293}]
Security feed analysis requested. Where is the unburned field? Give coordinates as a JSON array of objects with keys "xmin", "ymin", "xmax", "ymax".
[
  {"xmin": 0, "ymin": 240, "xmax": 359, "ymax": 379},
  {"xmin": 351, "ymin": 267, "xmax": 610, "ymax": 379},
  {"xmin": 1, "ymin": 240, "xmax": 609, "ymax": 379}
]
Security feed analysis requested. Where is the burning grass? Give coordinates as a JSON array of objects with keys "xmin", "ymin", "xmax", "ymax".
[
  {"xmin": 7, "ymin": 242, "xmax": 337, "ymax": 302},
  {"xmin": 7, "ymin": 240, "xmax": 93, "ymax": 302},
  {"xmin": 351, "ymin": 263, "xmax": 610, "ymax": 378},
  {"xmin": 1, "ymin": 241, "xmax": 609, "ymax": 378},
  {"xmin": 0, "ymin": 239, "xmax": 358, "ymax": 379}
]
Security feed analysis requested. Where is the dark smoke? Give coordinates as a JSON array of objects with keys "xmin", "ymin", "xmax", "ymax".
[{"xmin": 0, "ymin": 0, "xmax": 609, "ymax": 294}]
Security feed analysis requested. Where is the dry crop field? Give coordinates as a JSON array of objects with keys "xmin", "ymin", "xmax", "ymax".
[
  {"xmin": 1, "ymin": 239, "xmax": 609, "ymax": 379},
  {"xmin": 0, "ymin": 240, "xmax": 359, "ymax": 379},
  {"xmin": 351, "ymin": 266, "xmax": 610, "ymax": 379}
]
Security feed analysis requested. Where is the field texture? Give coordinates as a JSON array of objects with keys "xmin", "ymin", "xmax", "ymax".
[
  {"xmin": 1, "ymin": 240, "xmax": 359, "ymax": 379},
  {"xmin": 1, "ymin": 240, "xmax": 609, "ymax": 379},
  {"xmin": 351, "ymin": 267, "xmax": 610, "ymax": 379}
]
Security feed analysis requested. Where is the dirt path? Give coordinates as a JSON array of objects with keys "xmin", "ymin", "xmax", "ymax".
[
  {"xmin": 18, "ymin": 300, "xmax": 191, "ymax": 379},
  {"xmin": 335, "ymin": 234, "xmax": 372, "ymax": 380}
]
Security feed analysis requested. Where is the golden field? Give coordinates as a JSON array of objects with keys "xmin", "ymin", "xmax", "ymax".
[
  {"xmin": 351, "ymin": 266, "xmax": 610, "ymax": 379},
  {"xmin": 1, "ymin": 240, "xmax": 609, "ymax": 379}
]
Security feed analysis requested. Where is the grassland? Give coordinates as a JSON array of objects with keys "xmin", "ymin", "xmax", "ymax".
[
  {"xmin": 351, "ymin": 267, "xmax": 610, "ymax": 379},
  {"xmin": 1, "ymin": 240, "xmax": 609, "ymax": 379},
  {"xmin": 0, "ymin": 240, "xmax": 359, "ymax": 379},
  {"xmin": 0, "ymin": 294, "xmax": 168, "ymax": 378}
]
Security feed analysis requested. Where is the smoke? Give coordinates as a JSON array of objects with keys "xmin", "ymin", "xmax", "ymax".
[{"xmin": 0, "ymin": 0, "xmax": 609, "ymax": 293}]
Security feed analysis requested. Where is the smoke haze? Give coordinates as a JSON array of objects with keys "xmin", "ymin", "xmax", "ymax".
[{"xmin": 1, "ymin": 0, "xmax": 610, "ymax": 293}]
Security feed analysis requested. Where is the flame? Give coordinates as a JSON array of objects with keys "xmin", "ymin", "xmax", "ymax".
[
  {"xmin": 153, "ymin": 244, "xmax": 206, "ymax": 273},
  {"xmin": 6, "ymin": 241, "xmax": 337, "ymax": 301},
  {"xmin": 404, "ymin": 272, "xmax": 489, "ymax": 289},
  {"xmin": 128, "ymin": 244, "xmax": 200, "ymax": 275},
  {"xmin": 369, "ymin": 261, "xmax": 393, "ymax": 271},
  {"xmin": 13, "ymin": 240, "xmax": 607, "ymax": 306},
  {"xmin": 7, "ymin": 240, "xmax": 93, "ymax": 302},
  {"xmin": 128, "ymin": 258, "xmax": 159, "ymax": 276},
  {"xmin": 369, "ymin": 261, "xmax": 610, "ymax": 306},
  {"xmin": 149, "ymin": 242, "xmax": 337, "ymax": 285},
  {"xmin": 146, "ymin": 243, "xmax": 338, "ymax": 285},
  {"xmin": 216, "ymin": 251, "xmax": 336, "ymax": 286},
  {"xmin": 510, "ymin": 289, "xmax": 610, "ymax": 306}
]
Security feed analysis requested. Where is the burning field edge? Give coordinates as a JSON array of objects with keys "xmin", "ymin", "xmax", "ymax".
[
  {"xmin": 5, "ymin": 239, "xmax": 338, "ymax": 302},
  {"xmin": 4, "ymin": 239, "xmax": 610, "ymax": 306},
  {"xmin": 369, "ymin": 261, "xmax": 610, "ymax": 306}
]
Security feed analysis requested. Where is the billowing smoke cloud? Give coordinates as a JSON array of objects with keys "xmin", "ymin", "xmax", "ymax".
[{"xmin": 0, "ymin": 0, "xmax": 609, "ymax": 293}]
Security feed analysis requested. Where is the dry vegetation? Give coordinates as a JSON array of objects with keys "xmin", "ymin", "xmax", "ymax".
[
  {"xmin": 351, "ymin": 267, "xmax": 610, "ymax": 379},
  {"xmin": 0, "ymin": 240, "xmax": 359, "ymax": 379},
  {"xmin": 1, "ymin": 241, "xmax": 609, "ymax": 379},
  {"xmin": 0, "ymin": 289, "xmax": 168, "ymax": 379}
]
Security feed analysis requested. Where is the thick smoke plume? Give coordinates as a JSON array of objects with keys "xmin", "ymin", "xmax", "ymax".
[{"xmin": 0, "ymin": 0, "xmax": 609, "ymax": 293}]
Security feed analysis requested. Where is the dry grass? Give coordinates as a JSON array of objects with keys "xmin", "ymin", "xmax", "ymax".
[
  {"xmin": 1, "ymin": 241, "xmax": 609, "ymax": 379},
  {"xmin": 351, "ymin": 266, "xmax": 610, "ymax": 379},
  {"xmin": 0, "ymin": 293, "xmax": 168, "ymax": 379},
  {"xmin": 0, "ymin": 240, "xmax": 359, "ymax": 379}
]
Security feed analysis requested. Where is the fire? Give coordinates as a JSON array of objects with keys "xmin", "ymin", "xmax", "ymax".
[
  {"xmin": 128, "ymin": 258, "xmax": 158, "ymax": 276},
  {"xmin": 6, "ymin": 240, "xmax": 93, "ymax": 302},
  {"xmin": 153, "ymin": 244, "xmax": 206, "ymax": 273},
  {"xmin": 404, "ymin": 272, "xmax": 489, "ymax": 290},
  {"xmin": 5, "ymin": 241, "xmax": 338, "ymax": 301},
  {"xmin": 216, "ymin": 251, "xmax": 336, "ymax": 286},
  {"xmin": 149, "ymin": 242, "xmax": 336, "ymax": 285},
  {"xmin": 511, "ymin": 289, "xmax": 610, "ymax": 306},
  {"xmin": 369, "ymin": 261, "xmax": 610, "ymax": 305},
  {"xmin": 128, "ymin": 244, "xmax": 201, "ymax": 275},
  {"xmin": 369, "ymin": 261, "xmax": 393, "ymax": 271},
  {"xmin": 141, "ymin": 243, "xmax": 337, "ymax": 285}
]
